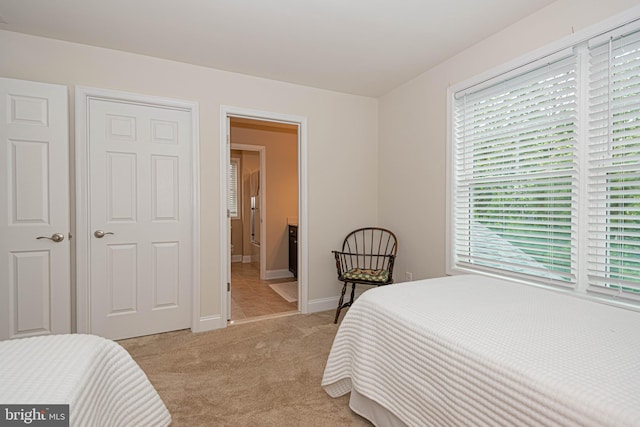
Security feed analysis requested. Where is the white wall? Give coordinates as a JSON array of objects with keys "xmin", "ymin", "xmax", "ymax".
[
  {"xmin": 378, "ymin": 0, "xmax": 640, "ymax": 281},
  {"xmin": 0, "ymin": 30, "xmax": 378, "ymax": 323},
  {"xmin": 5, "ymin": 0, "xmax": 633, "ymax": 325}
]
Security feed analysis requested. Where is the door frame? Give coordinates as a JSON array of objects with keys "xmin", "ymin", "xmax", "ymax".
[
  {"xmin": 75, "ymin": 86, "xmax": 201, "ymax": 333},
  {"xmin": 230, "ymin": 144, "xmax": 267, "ymax": 281},
  {"xmin": 220, "ymin": 105, "xmax": 308, "ymax": 326}
]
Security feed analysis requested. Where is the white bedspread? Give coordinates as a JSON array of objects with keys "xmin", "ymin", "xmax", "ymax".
[
  {"xmin": 322, "ymin": 274, "xmax": 640, "ymax": 426},
  {"xmin": 0, "ymin": 334, "xmax": 171, "ymax": 427}
]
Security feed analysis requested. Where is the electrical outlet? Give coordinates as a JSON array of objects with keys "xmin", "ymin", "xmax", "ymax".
[{"xmin": 405, "ymin": 272, "xmax": 413, "ymax": 281}]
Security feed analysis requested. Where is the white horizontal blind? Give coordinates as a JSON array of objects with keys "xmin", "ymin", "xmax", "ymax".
[
  {"xmin": 453, "ymin": 55, "xmax": 578, "ymax": 284},
  {"xmin": 588, "ymin": 28, "xmax": 640, "ymax": 300},
  {"xmin": 228, "ymin": 158, "xmax": 239, "ymax": 218}
]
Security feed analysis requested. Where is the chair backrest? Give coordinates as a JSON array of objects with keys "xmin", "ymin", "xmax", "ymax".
[{"xmin": 341, "ymin": 227, "xmax": 398, "ymax": 272}]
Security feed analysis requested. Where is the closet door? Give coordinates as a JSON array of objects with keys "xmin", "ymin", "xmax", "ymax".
[
  {"xmin": 0, "ymin": 77, "xmax": 70, "ymax": 340},
  {"xmin": 79, "ymin": 91, "xmax": 195, "ymax": 340}
]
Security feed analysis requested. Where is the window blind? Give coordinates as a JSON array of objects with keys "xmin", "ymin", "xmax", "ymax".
[
  {"xmin": 453, "ymin": 54, "xmax": 579, "ymax": 284},
  {"xmin": 228, "ymin": 159, "xmax": 239, "ymax": 218},
  {"xmin": 587, "ymin": 29, "xmax": 640, "ymax": 299}
]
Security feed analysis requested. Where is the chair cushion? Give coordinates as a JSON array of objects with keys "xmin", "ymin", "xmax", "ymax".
[{"xmin": 343, "ymin": 268, "xmax": 389, "ymax": 283}]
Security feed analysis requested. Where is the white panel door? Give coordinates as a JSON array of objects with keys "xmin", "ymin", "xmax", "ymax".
[
  {"xmin": 0, "ymin": 77, "xmax": 70, "ymax": 340},
  {"xmin": 89, "ymin": 99, "xmax": 192, "ymax": 340}
]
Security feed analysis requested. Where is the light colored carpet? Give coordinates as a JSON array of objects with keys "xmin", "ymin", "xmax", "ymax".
[
  {"xmin": 269, "ymin": 281, "xmax": 298, "ymax": 302},
  {"xmin": 119, "ymin": 310, "xmax": 371, "ymax": 427}
]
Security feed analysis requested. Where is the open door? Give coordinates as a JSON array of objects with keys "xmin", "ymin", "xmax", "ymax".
[{"xmin": 226, "ymin": 115, "xmax": 232, "ymax": 320}]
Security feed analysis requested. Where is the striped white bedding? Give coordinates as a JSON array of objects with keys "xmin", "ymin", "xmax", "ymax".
[
  {"xmin": 0, "ymin": 334, "xmax": 170, "ymax": 427},
  {"xmin": 322, "ymin": 274, "xmax": 640, "ymax": 427}
]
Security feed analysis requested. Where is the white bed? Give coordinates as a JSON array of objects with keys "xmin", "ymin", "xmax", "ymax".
[
  {"xmin": 0, "ymin": 334, "xmax": 171, "ymax": 427},
  {"xmin": 322, "ymin": 274, "xmax": 640, "ymax": 427}
]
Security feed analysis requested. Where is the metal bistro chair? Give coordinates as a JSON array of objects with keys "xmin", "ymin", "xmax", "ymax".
[{"xmin": 332, "ymin": 227, "xmax": 398, "ymax": 323}]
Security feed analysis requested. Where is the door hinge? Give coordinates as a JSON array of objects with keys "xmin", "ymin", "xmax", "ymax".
[
  {"xmin": 227, "ymin": 282, "xmax": 231, "ymax": 292},
  {"xmin": 227, "ymin": 209, "xmax": 231, "ymax": 218}
]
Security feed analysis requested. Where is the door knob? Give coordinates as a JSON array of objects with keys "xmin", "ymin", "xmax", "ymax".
[
  {"xmin": 94, "ymin": 230, "xmax": 115, "ymax": 238},
  {"xmin": 37, "ymin": 233, "xmax": 65, "ymax": 243}
]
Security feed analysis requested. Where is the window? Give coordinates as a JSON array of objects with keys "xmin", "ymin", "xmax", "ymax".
[
  {"xmin": 587, "ymin": 28, "xmax": 640, "ymax": 299},
  {"xmin": 452, "ymin": 54, "xmax": 578, "ymax": 285},
  {"xmin": 228, "ymin": 158, "xmax": 239, "ymax": 219},
  {"xmin": 450, "ymin": 18, "xmax": 640, "ymax": 303}
]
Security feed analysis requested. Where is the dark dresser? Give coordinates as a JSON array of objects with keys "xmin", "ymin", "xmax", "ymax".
[{"xmin": 288, "ymin": 224, "xmax": 298, "ymax": 278}]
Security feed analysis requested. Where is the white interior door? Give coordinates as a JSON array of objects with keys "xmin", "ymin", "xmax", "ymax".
[
  {"xmin": 88, "ymin": 98, "xmax": 192, "ymax": 340},
  {"xmin": 0, "ymin": 77, "xmax": 70, "ymax": 340}
]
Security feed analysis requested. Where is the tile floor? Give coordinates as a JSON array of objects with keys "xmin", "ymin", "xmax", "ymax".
[{"xmin": 230, "ymin": 262, "xmax": 298, "ymax": 321}]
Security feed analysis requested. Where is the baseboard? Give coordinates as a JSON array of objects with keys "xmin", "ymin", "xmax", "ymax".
[
  {"xmin": 231, "ymin": 255, "xmax": 242, "ymax": 263},
  {"xmin": 192, "ymin": 314, "xmax": 224, "ymax": 332},
  {"xmin": 264, "ymin": 269, "xmax": 294, "ymax": 280},
  {"xmin": 242, "ymin": 255, "xmax": 252, "ymax": 263},
  {"xmin": 307, "ymin": 296, "xmax": 340, "ymax": 313},
  {"xmin": 307, "ymin": 288, "xmax": 368, "ymax": 314}
]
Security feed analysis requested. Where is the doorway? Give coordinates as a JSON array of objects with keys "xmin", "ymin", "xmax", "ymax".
[
  {"xmin": 230, "ymin": 143, "xmax": 266, "ymax": 281},
  {"xmin": 229, "ymin": 120, "xmax": 298, "ymax": 322},
  {"xmin": 220, "ymin": 106, "xmax": 308, "ymax": 325}
]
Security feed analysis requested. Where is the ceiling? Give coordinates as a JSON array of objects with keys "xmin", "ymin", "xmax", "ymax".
[{"xmin": 0, "ymin": 0, "xmax": 557, "ymax": 97}]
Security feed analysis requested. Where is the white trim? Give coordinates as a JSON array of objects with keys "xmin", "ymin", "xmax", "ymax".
[
  {"xmin": 231, "ymin": 255, "xmax": 243, "ymax": 263},
  {"xmin": 229, "ymin": 310, "xmax": 298, "ymax": 326},
  {"xmin": 454, "ymin": 47, "xmax": 575, "ymax": 99},
  {"xmin": 192, "ymin": 314, "xmax": 221, "ymax": 333},
  {"xmin": 308, "ymin": 288, "xmax": 370, "ymax": 314},
  {"xmin": 307, "ymin": 297, "xmax": 340, "ymax": 313},
  {"xmin": 576, "ymin": 43, "xmax": 590, "ymax": 296},
  {"xmin": 231, "ymin": 143, "xmax": 267, "ymax": 280},
  {"xmin": 221, "ymin": 114, "xmax": 231, "ymax": 325},
  {"xmin": 445, "ymin": 85, "xmax": 455, "ymax": 276},
  {"xmin": 242, "ymin": 255, "xmax": 252, "ymax": 263},
  {"xmin": 588, "ymin": 12, "xmax": 640, "ymax": 48},
  {"xmin": 220, "ymin": 105, "xmax": 309, "ymax": 327},
  {"xmin": 297, "ymin": 119, "xmax": 309, "ymax": 315},
  {"xmin": 74, "ymin": 86, "xmax": 201, "ymax": 334}
]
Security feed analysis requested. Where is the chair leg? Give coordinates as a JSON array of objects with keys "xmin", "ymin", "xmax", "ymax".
[
  {"xmin": 348, "ymin": 283, "xmax": 356, "ymax": 306},
  {"xmin": 334, "ymin": 282, "xmax": 348, "ymax": 323}
]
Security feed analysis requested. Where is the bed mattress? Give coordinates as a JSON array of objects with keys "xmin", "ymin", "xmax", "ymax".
[
  {"xmin": 0, "ymin": 334, "xmax": 170, "ymax": 427},
  {"xmin": 322, "ymin": 274, "xmax": 640, "ymax": 426}
]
